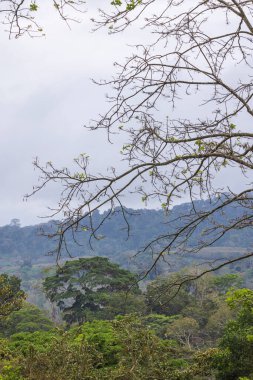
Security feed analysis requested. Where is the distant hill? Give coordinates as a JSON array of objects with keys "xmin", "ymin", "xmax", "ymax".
[
  {"xmin": 1, "ymin": 198, "xmax": 253, "ymax": 270},
  {"xmin": 2, "ymin": 198, "xmax": 253, "ymax": 307}
]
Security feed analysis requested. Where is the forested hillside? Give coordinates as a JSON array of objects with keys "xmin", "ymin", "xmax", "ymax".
[
  {"xmin": 1, "ymin": 199, "xmax": 253, "ymax": 310},
  {"xmin": 1, "ymin": 198, "xmax": 253, "ymax": 263}
]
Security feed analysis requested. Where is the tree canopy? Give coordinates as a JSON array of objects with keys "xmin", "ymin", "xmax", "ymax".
[
  {"xmin": 0, "ymin": 302, "xmax": 53, "ymax": 337},
  {"xmin": 0, "ymin": 263, "xmax": 251, "ymax": 379},
  {"xmin": 43, "ymin": 257, "xmax": 141, "ymax": 324}
]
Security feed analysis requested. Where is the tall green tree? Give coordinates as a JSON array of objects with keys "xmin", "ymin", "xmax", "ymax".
[
  {"xmin": 213, "ymin": 289, "xmax": 253, "ymax": 380},
  {"xmin": 0, "ymin": 274, "xmax": 25, "ymax": 320},
  {"xmin": 43, "ymin": 257, "xmax": 142, "ymax": 325}
]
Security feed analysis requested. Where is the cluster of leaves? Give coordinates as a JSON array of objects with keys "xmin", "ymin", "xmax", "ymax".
[
  {"xmin": 111, "ymin": 0, "xmax": 141, "ymax": 11},
  {"xmin": 0, "ymin": 303, "xmax": 53, "ymax": 337},
  {"xmin": 0, "ymin": 274, "xmax": 25, "ymax": 320},
  {"xmin": 0, "ymin": 316, "xmax": 188, "ymax": 380}
]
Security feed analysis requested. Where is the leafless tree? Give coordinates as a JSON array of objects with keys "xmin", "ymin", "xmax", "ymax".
[
  {"xmin": 25, "ymin": 1, "xmax": 253, "ymax": 281},
  {"xmin": 0, "ymin": 0, "xmax": 86, "ymax": 38}
]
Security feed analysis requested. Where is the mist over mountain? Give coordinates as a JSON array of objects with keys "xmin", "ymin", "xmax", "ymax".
[
  {"xmin": 1, "ymin": 198, "xmax": 253, "ymax": 268},
  {"xmin": 1, "ymin": 197, "xmax": 253, "ymax": 309}
]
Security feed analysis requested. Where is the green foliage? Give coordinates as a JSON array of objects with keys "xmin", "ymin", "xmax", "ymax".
[
  {"xmin": 107, "ymin": 315, "xmax": 187, "ymax": 379},
  {"xmin": 205, "ymin": 302, "xmax": 234, "ymax": 341},
  {"xmin": 212, "ymin": 274, "xmax": 243, "ymax": 294},
  {"xmin": 0, "ymin": 274, "xmax": 25, "ymax": 320},
  {"xmin": 111, "ymin": 0, "xmax": 122, "ymax": 6},
  {"xmin": 0, "ymin": 338, "xmax": 24, "ymax": 380},
  {"xmin": 0, "ymin": 316, "xmax": 189, "ymax": 380},
  {"xmin": 0, "ymin": 303, "xmax": 53, "ymax": 337},
  {"xmin": 145, "ymin": 271, "xmax": 245, "ymax": 349},
  {"xmin": 110, "ymin": 0, "xmax": 142, "ymax": 11},
  {"xmin": 86, "ymin": 291, "xmax": 146, "ymax": 321},
  {"xmin": 0, "ymin": 365, "xmax": 24, "ymax": 380},
  {"xmin": 29, "ymin": 3, "xmax": 38, "ymax": 11},
  {"xmin": 195, "ymin": 139, "xmax": 205, "ymax": 152},
  {"xmin": 0, "ymin": 271, "xmax": 252, "ymax": 379},
  {"xmin": 166, "ymin": 317, "xmax": 200, "ymax": 350},
  {"xmin": 142, "ymin": 313, "xmax": 179, "ymax": 338},
  {"xmin": 210, "ymin": 289, "xmax": 253, "ymax": 379},
  {"xmin": 71, "ymin": 319, "xmax": 120, "ymax": 366},
  {"xmin": 145, "ymin": 273, "xmax": 193, "ymax": 316},
  {"xmin": 146, "ymin": 271, "xmax": 223, "ymax": 318},
  {"xmin": 21, "ymin": 331, "xmax": 101, "ymax": 380},
  {"xmin": 226, "ymin": 288, "xmax": 253, "ymax": 312},
  {"xmin": 43, "ymin": 257, "xmax": 140, "ymax": 325},
  {"xmin": 0, "ymin": 252, "xmax": 252, "ymax": 380},
  {"xmin": 177, "ymin": 348, "xmax": 220, "ymax": 379},
  {"xmin": 8, "ymin": 331, "xmax": 56, "ymax": 354}
]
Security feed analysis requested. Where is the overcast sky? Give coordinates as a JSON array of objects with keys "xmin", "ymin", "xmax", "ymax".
[
  {"xmin": 0, "ymin": 3, "xmax": 252, "ymax": 227},
  {"xmin": 0, "ymin": 5, "xmax": 136, "ymax": 226}
]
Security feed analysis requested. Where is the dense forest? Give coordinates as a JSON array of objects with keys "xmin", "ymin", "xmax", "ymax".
[
  {"xmin": 0, "ymin": 255, "xmax": 253, "ymax": 379},
  {"xmin": 0, "ymin": 203, "xmax": 253, "ymax": 379}
]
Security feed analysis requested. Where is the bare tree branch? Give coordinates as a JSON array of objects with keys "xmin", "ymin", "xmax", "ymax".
[
  {"xmin": 24, "ymin": 0, "xmax": 253, "ymax": 283},
  {"xmin": 0, "ymin": 0, "xmax": 86, "ymax": 38}
]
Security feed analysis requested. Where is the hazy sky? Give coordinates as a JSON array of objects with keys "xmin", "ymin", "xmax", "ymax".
[
  {"xmin": 0, "ymin": 3, "xmax": 251, "ymax": 227},
  {"xmin": 0, "ymin": 6, "xmax": 136, "ymax": 226}
]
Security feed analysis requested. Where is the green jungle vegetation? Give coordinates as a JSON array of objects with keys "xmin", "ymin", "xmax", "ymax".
[
  {"xmin": 1, "ymin": 202, "xmax": 253, "ymax": 314},
  {"xmin": 1, "ymin": 204, "xmax": 253, "ymax": 379},
  {"xmin": 0, "ymin": 256, "xmax": 253, "ymax": 380}
]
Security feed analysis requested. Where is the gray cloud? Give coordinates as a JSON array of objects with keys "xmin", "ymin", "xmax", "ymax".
[
  {"xmin": 0, "ymin": 6, "xmax": 252, "ymax": 226},
  {"xmin": 0, "ymin": 12, "xmax": 133, "ymax": 226}
]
